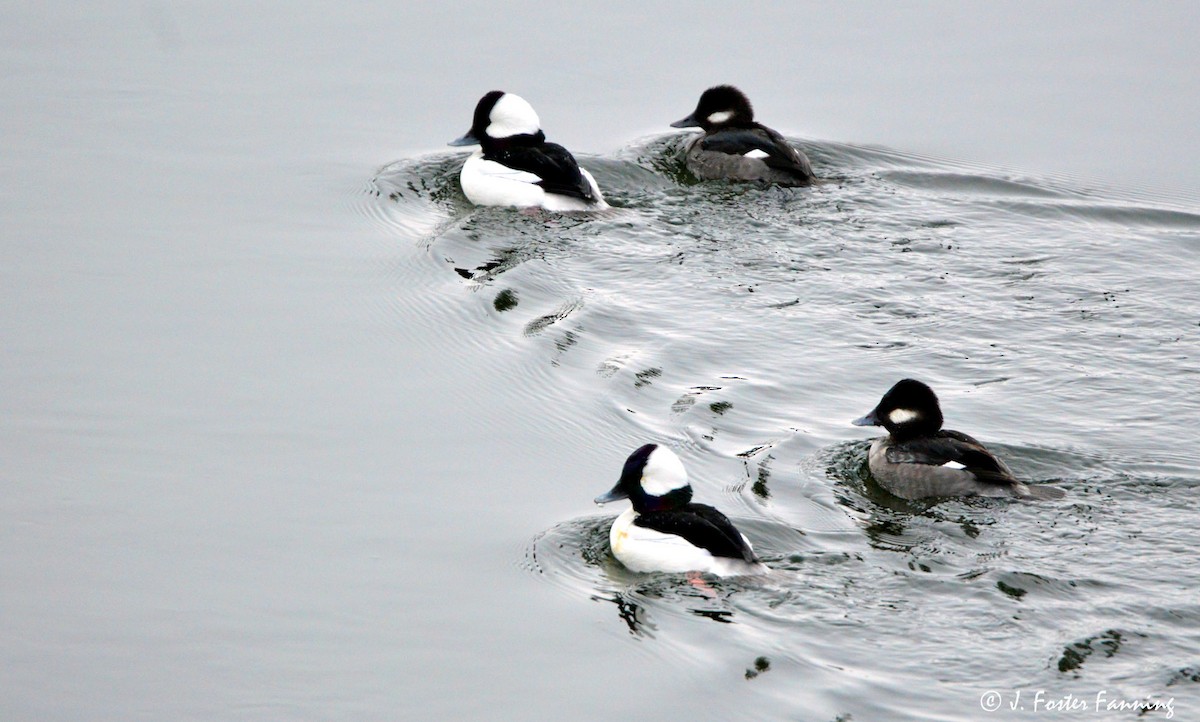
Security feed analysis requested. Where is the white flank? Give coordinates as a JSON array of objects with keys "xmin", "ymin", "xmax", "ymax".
[
  {"xmin": 575, "ymin": 167, "xmax": 609, "ymax": 209},
  {"xmin": 539, "ymin": 166, "xmax": 608, "ymax": 211},
  {"xmin": 941, "ymin": 460, "xmax": 967, "ymax": 470},
  {"xmin": 458, "ymin": 152, "xmax": 545, "ymax": 208},
  {"xmin": 743, "ymin": 148, "xmax": 770, "ymax": 159},
  {"xmin": 609, "ymin": 510, "xmax": 768, "ymax": 577},
  {"xmin": 888, "ymin": 408, "xmax": 920, "ymax": 425},
  {"xmin": 460, "ymin": 153, "xmax": 607, "ymax": 212},
  {"xmin": 706, "ymin": 110, "xmax": 734, "ymax": 124},
  {"xmin": 609, "ymin": 508, "xmax": 715, "ymax": 573},
  {"xmin": 474, "ymin": 158, "xmax": 541, "ymax": 184},
  {"xmin": 640, "ymin": 446, "xmax": 689, "ymax": 496},
  {"xmin": 486, "ymin": 93, "xmax": 541, "ymax": 138}
]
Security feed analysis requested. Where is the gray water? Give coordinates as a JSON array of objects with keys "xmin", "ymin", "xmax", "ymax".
[{"xmin": 4, "ymin": 3, "xmax": 1200, "ymax": 721}]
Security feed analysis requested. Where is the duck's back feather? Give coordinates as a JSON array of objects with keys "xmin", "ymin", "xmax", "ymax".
[
  {"xmin": 699, "ymin": 126, "xmax": 813, "ymax": 177},
  {"xmin": 635, "ymin": 503, "xmax": 759, "ymax": 563},
  {"xmin": 868, "ymin": 433, "xmax": 1065, "ymax": 500},
  {"xmin": 885, "ymin": 430, "xmax": 1017, "ymax": 485},
  {"xmin": 487, "ymin": 143, "xmax": 597, "ymax": 202}
]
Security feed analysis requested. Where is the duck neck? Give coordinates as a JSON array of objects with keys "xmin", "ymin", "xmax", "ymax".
[
  {"xmin": 482, "ymin": 130, "xmax": 546, "ymax": 154},
  {"xmin": 631, "ymin": 485, "xmax": 693, "ymax": 513}
]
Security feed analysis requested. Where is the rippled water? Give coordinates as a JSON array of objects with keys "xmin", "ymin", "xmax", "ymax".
[
  {"xmin": 6, "ymin": 3, "xmax": 1200, "ymax": 720},
  {"xmin": 371, "ymin": 136, "xmax": 1200, "ymax": 719}
]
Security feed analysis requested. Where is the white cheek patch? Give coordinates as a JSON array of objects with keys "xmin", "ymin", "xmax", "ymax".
[
  {"xmin": 706, "ymin": 110, "xmax": 734, "ymax": 125},
  {"xmin": 743, "ymin": 149, "xmax": 770, "ymax": 159},
  {"xmin": 486, "ymin": 93, "xmax": 541, "ymax": 139},
  {"xmin": 888, "ymin": 408, "xmax": 920, "ymax": 425},
  {"xmin": 941, "ymin": 460, "xmax": 967, "ymax": 470},
  {"xmin": 641, "ymin": 447, "xmax": 689, "ymax": 495}
]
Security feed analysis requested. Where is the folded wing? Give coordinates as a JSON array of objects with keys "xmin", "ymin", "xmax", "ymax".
[
  {"xmin": 698, "ymin": 126, "xmax": 813, "ymax": 178},
  {"xmin": 885, "ymin": 430, "xmax": 1018, "ymax": 485},
  {"xmin": 489, "ymin": 143, "xmax": 597, "ymax": 201},
  {"xmin": 635, "ymin": 504, "xmax": 758, "ymax": 563}
]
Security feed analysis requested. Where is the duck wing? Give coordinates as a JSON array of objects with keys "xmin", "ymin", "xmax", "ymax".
[
  {"xmin": 885, "ymin": 430, "xmax": 1018, "ymax": 485},
  {"xmin": 698, "ymin": 125, "xmax": 814, "ymax": 178},
  {"xmin": 488, "ymin": 143, "xmax": 597, "ymax": 202},
  {"xmin": 635, "ymin": 504, "xmax": 758, "ymax": 563}
]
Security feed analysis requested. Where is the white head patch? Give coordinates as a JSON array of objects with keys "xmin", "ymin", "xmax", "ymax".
[
  {"xmin": 888, "ymin": 408, "xmax": 920, "ymax": 425},
  {"xmin": 641, "ymin": 446, "xmax": 689, "ymax": 496},
  {"xmin": 486, "ymin": 93, "xmax": 541, "ymax": 139},
  {"xmin": 706, "ymin": 110, "xmax": 734, "ymax": 125}
]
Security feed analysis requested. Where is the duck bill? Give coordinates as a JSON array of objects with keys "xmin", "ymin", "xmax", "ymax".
[
  {"xmin": 594, "ymin": 484, "xmax": 628, "ymax": 505},
  {"xmin": 448, "ymin": 130, "xmax": 480, "ymax": 147},
  {"xmin": 669, "ymin": 113, "xmax": 699, "ymax": 129},
  {"xmin": 852, "ymin": 410, "xmax": 880, "ymax": 427}
]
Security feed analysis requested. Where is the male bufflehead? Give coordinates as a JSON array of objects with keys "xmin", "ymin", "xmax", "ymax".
[
  {"xmin": 853, "ymin": 379, "xmax": 1065, "ymax": 501},
  {"xmin": 448, "ymin": 91, "xmax": 608, "ymax": 211},
  {"xmin": 670, "ymin": 85, "xmax": 815, "ymax": 186},
  {"xmin": 594, "ymin": 444, "xmax": 769, "ymax": 577}
]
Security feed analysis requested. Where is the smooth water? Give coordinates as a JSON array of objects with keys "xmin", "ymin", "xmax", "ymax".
[{"xmin": 4, "ymin": 3, "xmax": 1199, "ymax": 721}]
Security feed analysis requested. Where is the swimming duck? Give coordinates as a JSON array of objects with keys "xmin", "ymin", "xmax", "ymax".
[
  {"xmin": 670, "ymin": 85, "xmax": 815, "ymax": 186},
  {"xmin": 449, "ymin": 91, "xmax": 608, "ymax": 211},
  {"xmin": 594, "ymin": 444, "xmax": 769, "ymax": 576},
  {"xmin": 853, "ymin": 379, "xmax": 1065, "ymax": 500}
]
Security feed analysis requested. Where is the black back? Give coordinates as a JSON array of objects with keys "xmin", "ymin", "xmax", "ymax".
[
  {"xmin": 634, "ymin": 503, "xmax": 759, "ymax": 562},
  {"xmin": 698, "ymin": 125, "xmax": 814, "ymax": 179},
  {"xmin": 886, "ymin": 430, "xmax": 1018, "ymax": 485},
  {"xmin": 486, "ymin": 140, "xmax": 597, "ymax": 202}
]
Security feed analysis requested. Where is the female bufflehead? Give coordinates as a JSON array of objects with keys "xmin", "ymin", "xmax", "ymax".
[
  {"xmin": 448, "ymin": 91, "xmax": 608, "ymax": 211},
  {"xmin": 670, "ymin": 85, "xmax": 815, "ymax": 186},
  {"xmin": 594, "ymin": 444, "xmax": 769, "ymax": 577},
  {"xmin": 853, "ymin": 379, "xmax": 1065, "ymax": 501}
]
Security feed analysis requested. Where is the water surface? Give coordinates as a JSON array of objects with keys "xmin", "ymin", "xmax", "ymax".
[
  {"xmin": 3, "ymin": 2, "xmax": 1199, "ymax": 720},
  {"xmin": 373, "ymin": 135, "xmax": 1200, "ymax": 718}
]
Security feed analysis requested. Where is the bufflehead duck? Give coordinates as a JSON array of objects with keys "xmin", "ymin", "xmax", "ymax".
[
  {"xmin": 448, "ymin": 91, "xmax": 608, "ymax": 211},
  {"xmin": 594, "ymin": 444, "xmax": 769, "ymax": 577},
  {"xmin": 852, "ymin": 379, "xmax": 1065, "ymax": 501},
  {"xmin": 670, "ymin": 85, "xmax": 815, "ymax": 186}
]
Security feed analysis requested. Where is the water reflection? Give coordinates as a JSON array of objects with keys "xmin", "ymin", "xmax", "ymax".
[
  {"xmin": 743, "ymin": 655, "xmax": 771, "ymax": 680},
  {"xmin": 594, "ymin": 582, "xmax": 749, "ymax": 636},
  {"xmin": 592, "ymin": 593, "xmax": 656, "ymax": 638},
  {"xmin": 493, "ymin": 289, "xmax": 518, "ymax": 312},
  {"xmin": 529, "ymin": 515, "xmax": 806, "ymax": 637},
  {"xmin": 1057, "ymin": 629, "xmax": 1137, "ymax": 676},
  {"xmin": 741, "ymin": 451, "xmax": 773, "ymax": 500}
]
